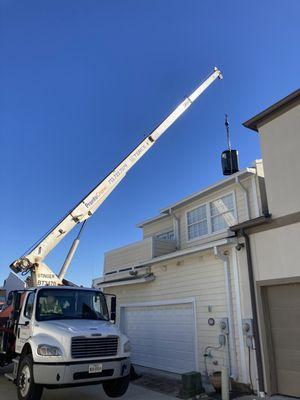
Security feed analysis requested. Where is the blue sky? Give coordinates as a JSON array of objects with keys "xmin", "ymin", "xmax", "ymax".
[{"xmin": 1, "ymin": 0, "xmax": 299, "ymax": 286}]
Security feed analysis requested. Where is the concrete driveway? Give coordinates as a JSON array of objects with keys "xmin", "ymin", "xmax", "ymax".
[{"xmin": 0, "ymin": 367, "xmax": 176, "ymax": 400}]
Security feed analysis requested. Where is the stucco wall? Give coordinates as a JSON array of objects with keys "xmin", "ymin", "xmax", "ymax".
[
  {"xmin": 258, "ymin": 103, "xmax": 300, "ymax": 218},
  {"xmin": 251, "ymin": 222, "xmax": 300, "ymax": 282}
]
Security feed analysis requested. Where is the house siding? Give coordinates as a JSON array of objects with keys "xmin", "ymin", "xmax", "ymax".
[
  {"xmin": 105, "ymin": 249, "xmax": 248, "ymax": 383},
  {"xmin": 104, "ymin": 238, "xmax": 153, "ymax": 274},
  {"xmin": 142, "ymin": 216, "xmax": 173, "ymax": 239},
  {"xmin": 176, "ymin": 179, "xmax": 253, "ymax": 250},
  {"xmin": 97, "ymin": 166, "xmax": 266, "ymax": 385},
  {"xmin": 153, "ymin": 239, "xmax": 177, "ymax": 257},
  {"xmin": 104, "ymin": 237, "xmax": 177, "ymax": 275},
  {"xmin": 140, "ymin": 174, "xmax": 262, "ymax": 251}
]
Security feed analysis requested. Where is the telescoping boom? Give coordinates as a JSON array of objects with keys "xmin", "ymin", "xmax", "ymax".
[{"xmin": 10, "ymin": 67, "xmax": 223, "ymax": 287}]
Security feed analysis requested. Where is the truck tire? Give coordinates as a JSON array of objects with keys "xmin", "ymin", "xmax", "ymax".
[
  {"xmin": 17, "ymin": 354, "xmax": 44, "ymax": 400},
  {"xmin": 102, "ymin": 375, "xmax": 130, "ymax": 398}
]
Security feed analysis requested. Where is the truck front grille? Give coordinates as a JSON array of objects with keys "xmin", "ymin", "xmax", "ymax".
[{"xmin": 71, "ymin": 336, "xmax": 119, "ymax": 359}]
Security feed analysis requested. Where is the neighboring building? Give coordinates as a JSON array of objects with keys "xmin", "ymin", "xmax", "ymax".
[
  {"xmin": 93, "ymin": 160, "xmax": 267, "ymax": 386},
  {"xmin": 237, "ymin": 89, "xmax": 300, "ymax": 397},
  {"xmin": 0, "ymin": 290, "xmax": 6, "ymax": 308},
  {"xmin": 0, "ymin": 272, "xmax": 25, "ymax": 302}
]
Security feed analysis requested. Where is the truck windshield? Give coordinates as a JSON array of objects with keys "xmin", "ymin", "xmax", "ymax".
[{"xmin": 36, "ymin": 289, "xmax": 109, "ymax": 321}]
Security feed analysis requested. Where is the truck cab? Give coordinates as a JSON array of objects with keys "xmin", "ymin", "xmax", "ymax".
[{"xmin": 7, "ymin": 286, "xmax": 131, "ymax": 400}]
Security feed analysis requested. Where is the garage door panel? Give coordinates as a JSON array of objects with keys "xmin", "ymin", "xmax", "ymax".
[
  {"xmin": 275, "ymin": 349, "xmax": 300, "ymax": 372},
  {"xmin": 127, "ymin": 328, "xmax": 194, "ymax": 340},
  {"xmin": 266, "ymin": 283, "xmax": 300, "ymax": 397},
  {"xmin": 131, "ymin": 338, "xmax": 194, "ymax": 350},
  {"xmin": 267, "ymin": 284, "xmax": 300, "ymax": 308},
  {"xmin": 277, "ymin": 369, "xmax": 300, "ymax": 398},
  {"xmin": 121, "ymin": 302, "xmax": 197, "ymax": 374},
  {"xmin": 131, "ymin": 346, "xmax": 195, "ymax": 360},
  {"xmin": 272, "ymin": 329, "xmax": 300, "ymax": 350},
  {"xmin": 133, "ymin": 354, "xmax": 195, "ymax": 373},
  {"xmin": 269, "ymin": 309, "xmax": 300, "ymax": 329}
]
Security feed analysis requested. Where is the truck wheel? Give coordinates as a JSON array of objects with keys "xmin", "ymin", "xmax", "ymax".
[
  {"xmin": 17, "ymin": 354, "xmax": 44, "ymax": 400},
  {"xmin": 102, "ymin": 375, "xmax": 130, "ymax": 398}
]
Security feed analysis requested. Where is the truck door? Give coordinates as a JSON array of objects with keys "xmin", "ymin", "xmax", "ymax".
[{"xmin": 15, "ymin": 292, "xmax": 35, "ymax": 354}]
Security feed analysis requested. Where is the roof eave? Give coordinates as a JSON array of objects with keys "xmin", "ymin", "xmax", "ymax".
[
  {"xmin": 230, "ymin": 213, "xmax": 272, "ymax": 232},
  {"xmin": 136, "ymin": 212, "xmax": 169, "ymax": 228},
  {"xmin": 160, "ymin": 168, "xmax": 255, "ymax": 213},
  {"xmin": 243, "ymin": 88, "xmax": 300, "ymax": 132}
]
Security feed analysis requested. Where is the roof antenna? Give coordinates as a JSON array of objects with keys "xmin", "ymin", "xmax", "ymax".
[{"xmin": 221, "ymin": 114, "xmax": 239, "ymax": 176}]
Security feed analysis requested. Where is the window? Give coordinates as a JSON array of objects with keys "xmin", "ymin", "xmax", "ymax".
[
  {"xmin": 187, "ymin": 204, "xmax": 208, "ymax": 240},
  {"xmin": 24, "ymin": 292, "xmax": 35, "ymax": 319},
  {"xmin": 156, "ymin": 231, "xmax": 175, "ymax": 241},
  {"xmin": 36, "ymin": 289, "xmax": 109, "ymax": 322},
  {"xmin": 187, "ymin": 193, "xmax": 236, "ymax": 241},
  {"xmin": 210, "ymin": 194, "xmax": 236, "ymax": 232}
]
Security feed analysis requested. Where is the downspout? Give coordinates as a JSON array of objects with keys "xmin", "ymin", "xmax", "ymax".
[
  {"xmin": 214, "ymin": 246, "xmax": 238, "ymax": 380},
  {"xmin": 232, "ymin": 249, "xmax": 248, "ymax": 383},
  {"xmin": 231, "ymin": 214, "xmax": 271, "ymax": 396},
  {"xmin": 240, "ymin": 229, "xmax": 265, "ymax": 397},
  {"xmin": 235, "ymin": 176, "xmax": 250, "ymax": 220}
]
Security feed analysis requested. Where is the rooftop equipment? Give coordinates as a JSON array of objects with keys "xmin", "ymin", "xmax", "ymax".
[{"xmin": 221, "ymin": 114, "xmax": 239, "ymax": 175}]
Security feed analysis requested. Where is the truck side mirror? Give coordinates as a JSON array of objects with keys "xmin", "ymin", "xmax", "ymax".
[{"xmin": 110, "ymin": 296, "xmax": 116, "ymax": 324}]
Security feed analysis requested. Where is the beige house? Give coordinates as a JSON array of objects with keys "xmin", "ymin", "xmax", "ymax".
[
  {"xmin": 93, "ymin": 160, "xmax": 267, "ymax": 387},
  {"xmin": 0, "ymin": 272, "xmax": 25, "ymax": 300},
  {"xmin": 235, "ymin": 89, "xmax": 300, "ymax": 397}
]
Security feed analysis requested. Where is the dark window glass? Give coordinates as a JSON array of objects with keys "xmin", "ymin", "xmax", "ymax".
[
  {"xmin": 24, "ymin": 292, "xmax": 35, "ymax": 319},
  {"xmin": 36, "ymin": 289, "xmax": 109, "ymax": 322}
]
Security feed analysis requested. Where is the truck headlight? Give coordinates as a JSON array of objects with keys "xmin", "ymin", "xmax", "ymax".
[
  {"xmin": 123, "ymin": 340, "xmax": 131, "ymax": 353},
  {"xmin": 37, "ymin": 344, "xmax": 62, "ymax": 357}
]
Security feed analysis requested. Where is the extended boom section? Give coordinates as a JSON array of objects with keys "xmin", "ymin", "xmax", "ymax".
[{"xmin": 10, "ymin": 68, "xmax": 222, "ymax": 286}]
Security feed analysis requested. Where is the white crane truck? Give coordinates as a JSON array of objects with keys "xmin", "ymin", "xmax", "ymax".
[{"xmin": 0, "ymin": 68, "xmax": 222, "ymax": 400}]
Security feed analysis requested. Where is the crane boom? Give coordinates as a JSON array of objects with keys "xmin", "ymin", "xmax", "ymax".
[{"xmin": 10, "ymin": 67, "xmax": 222, "ymax": 287}]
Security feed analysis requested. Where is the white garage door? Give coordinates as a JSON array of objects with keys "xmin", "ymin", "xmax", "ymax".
[{"xmin": 120, "ymin": 301, "xmax": 197, "ymax": 374}]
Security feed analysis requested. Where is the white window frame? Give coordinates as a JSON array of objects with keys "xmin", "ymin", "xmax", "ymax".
[
  {"xmin": 186, "ymin": 191, "xmax": 237, "ymax": 243},
  {"xmin": 156, "ymin": 230, "xmax": 175, "ymax": 241},
  {"xmin": 186, "ymin": 204, "xmax": 208, "ymax": 241}
]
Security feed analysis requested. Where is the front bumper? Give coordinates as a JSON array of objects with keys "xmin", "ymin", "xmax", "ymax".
[{"xmin": 33, "ymin": 357, "xmax": 130, "ymax": 386}]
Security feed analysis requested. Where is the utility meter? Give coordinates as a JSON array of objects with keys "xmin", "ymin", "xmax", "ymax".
[
  {"xmin": 220, "ymin": 318, "xmax": 229, "ymax": 334},
  {"xmin": 242, "ymin": 318, "xmax": 254, "ymax": 349}
]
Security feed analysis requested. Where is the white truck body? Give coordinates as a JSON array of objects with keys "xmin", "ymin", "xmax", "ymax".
[{"xmin": 16, "ymin": 287, "xmax": 130, "ymax": 388}]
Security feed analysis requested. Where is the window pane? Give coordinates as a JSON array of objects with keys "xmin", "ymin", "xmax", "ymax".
[
  {"xmin": 157, "ymin": 231, "xmax": 175, "ymax": 240},
  {"xmin": 211, "ymin": 194, "xmax": 234, "ymax": 217},
  {"xmin": 36, "ymin": 289, "xmax": 109, "ymax": 321},
  {"xmin": 187, "ymin": 205, "xmax": 206, "ymax": 224},
  {"xmin": 211, "ymin": 211, "xmax": 236, "ymax": 232},
  {"xmin": 188, "ymin": 220, "xmax": 208, "ymax": 240},
  {"xmin": 25, "ymin": 292, "xmax": 35, "ymax": 319}
]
